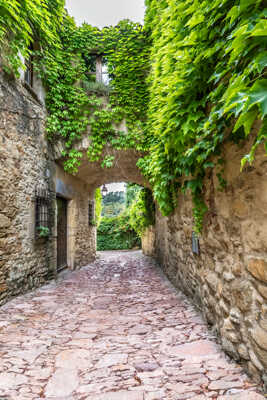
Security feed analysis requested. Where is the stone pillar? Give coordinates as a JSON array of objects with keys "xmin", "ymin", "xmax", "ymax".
[{"xmin": 142, "ymin": 226, "xmax": 156, "ymax": 257}]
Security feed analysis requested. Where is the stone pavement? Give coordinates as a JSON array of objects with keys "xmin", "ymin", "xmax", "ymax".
[{"xmin": 0, "ymin": 251, "xmax": 265, "ymax": 400}]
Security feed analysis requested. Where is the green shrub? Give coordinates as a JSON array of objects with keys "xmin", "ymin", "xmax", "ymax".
[
  {"xmin": 95, "ymin": 188, "xmax": 102, "ymax": 227},
  {"xmin": 129, "ymin": 188, "xmax": 155, "ymax": 237},
  {"xmin": 97, "ymin": 214, "xmax": 141, "ymax": 251}
]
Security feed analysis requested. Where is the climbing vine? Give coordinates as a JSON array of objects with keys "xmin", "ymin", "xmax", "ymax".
[
  {"xmin": 0, "ymin": 0, "xmax": 266, "ymax": 232},
  {"xmin": 95, "ymin": 188, "xmax": 102, "ymax": 227},
  {"xmin": 141, "ymin": 0, "xmax": 266, "ymax": 230},
  {"xmin": 35, "ymin": 17, "xmax": 150, "ymax": 173},
  {"xmin": 129, "ymin": 188, "xmax": 155, "ymax": 237},
  {"xmin": 0, "ymin": 0, "xmax": 64, "ymax": 74}
]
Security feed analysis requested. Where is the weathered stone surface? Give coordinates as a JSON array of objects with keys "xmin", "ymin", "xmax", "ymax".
[
  {"xmin": 95, "ymin": 353, "xmax": 128, "ymax": 368},
  {"xmin": 0, "ymin": 214, "xmax": 11, "ymax": 228},
  {"xmin": 231, "ymin": 280, "xmax": 253, "ymax": 312},
  {"xmin": 56, "ymin": 349, "xmax": 92, "ymax": 369},
  {"xmin": 134, "ymin": 362, "xmax": 159, "ymax": 372},
  {"xmin": 170, "ymin": 339, "xmax": 219, "ymax": 359},
  {"xmin": 249, "ymin": 349, "xmax": 264, "ymax": 371},
  {"xmin": 0, "ymin": 73, "xmax": 55, "ymax": 306},
  {"xmin": 206, "ymin": 272, "xmax": 219, "ymax": 292},
  {"xmin": 218, "ymin": 393, "xmax": 264, "ymax": 400},
  {"xmin": 238, "ymin": 344, "xmax": 249, "ymax": 360},
  {"xmin": 0, "ymin": 372, "xmax": 28, "ymax": 389},
  {"xmin": 221, "ymin": 318, "xmax": 240, "ymax": 344},
  {"xmin": 258, "ymin": 284, "xmax": 267, "ymax": 299},
  {"xmin": 142, "ymin": 226, "xmax": 156, "ymax": 257},
  {"xmin": 0, "ymin": 251, "xmax": 263, "ymax": 398},
  {"xmin": 247, "ymin": 258, "xmax": 267, "ymax": 283},
  {"xmin": 93, "ymin": 392, "xmax": 144, "ymax": 400},
  {"xmin": 209, "ymin": 379, "xmax": 244, "ymax": 390},
  {"xmin": 45, "ymin": 369, "xmax": 79, "ymax": 397},
  {"xmin": 232, "ymin": 199, "xmax": 249, "ymax": 218},
  {"xmin": 154, "ymin": 141, "xmax": 267, "ymax": 386},
  {"xmin": 252, "ymin": 325, "xmax": 267, "ymax": 351}
]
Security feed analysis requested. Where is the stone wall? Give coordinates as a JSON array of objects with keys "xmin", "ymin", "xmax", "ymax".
[
  {"xmin": 55, "ymin": 164, "xmax": 96, "ymax": 269},
  {"xmin": 154, "ymin": 137, "xmax": 267, "ymax": 384},
  {"xmin": 0, "ymin": 72, "xmax": 98, "ymax": 306},
  {"xmin": 0, "ymin": 72, "xmax": 55, "ymax": 306},
  {"xmin": 142, "ymin": 226, "xmax": 156, "ymax": 257}
]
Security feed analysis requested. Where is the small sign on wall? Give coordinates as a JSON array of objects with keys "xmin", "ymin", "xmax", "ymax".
[{"xmin": 192, "ymin": 232, "xmax": 200, "ymax": 255}]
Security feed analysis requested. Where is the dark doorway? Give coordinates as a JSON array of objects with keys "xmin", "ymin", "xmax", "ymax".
[{"xmin": 57, "ymin": 197, "xmax": 68, "ymax": 272}]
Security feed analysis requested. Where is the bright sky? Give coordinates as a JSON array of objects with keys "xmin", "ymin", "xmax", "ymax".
[
  {"xmin": 65, "ymin": 0, "xmax": 145, "ymax": 28},
  {"xmin": 103, "ymin": 183, "xmax": 126, "ymax": 193}
]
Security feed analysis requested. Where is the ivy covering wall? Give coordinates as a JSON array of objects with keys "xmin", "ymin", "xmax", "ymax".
[
  {"xmin": 0, "ymin": 0, "xmax": 266, "ymax": 231},
  {"xmin": 141, "ymin": 0, "xmax": 266, "ymax": 230}
]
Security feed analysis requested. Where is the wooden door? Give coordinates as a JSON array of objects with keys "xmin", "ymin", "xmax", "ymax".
[{"xmin": 57, "ymin": 197, "xmax": 68, "ymax": 272}]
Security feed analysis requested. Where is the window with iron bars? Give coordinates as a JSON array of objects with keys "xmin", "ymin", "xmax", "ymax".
[
  {"xmin": 24, "ymin": 44, "xmax": 34, "ymax": 87},
  {"xmin": 35, "ymin": 187, "xmax": 51, "ymax": 237},
  {"xmin": 88, "ymin": 200, "xmax": 95, "ymax": 226}
]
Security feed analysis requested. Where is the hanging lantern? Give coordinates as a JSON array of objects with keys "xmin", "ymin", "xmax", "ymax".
[{"xmin": 101, "ymin": 184, "xmax": 108, "ymax": 196}]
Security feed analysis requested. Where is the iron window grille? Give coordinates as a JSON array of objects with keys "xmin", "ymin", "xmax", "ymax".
[
  {"xmin": 88, "ymin": 200, "xmax": 95, "ymax": 226},
  {"xmin": 35, "ymin": 187, "xmax": 51, "ymax": 237},
  {"xmin": 25, "ymin": 44, "xmax": 34, "ymax": 87}
]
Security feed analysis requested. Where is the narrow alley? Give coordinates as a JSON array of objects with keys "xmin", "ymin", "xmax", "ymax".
[{"xmin": 0, "ymin": 252, "xmax": 264, "ymax": 400}]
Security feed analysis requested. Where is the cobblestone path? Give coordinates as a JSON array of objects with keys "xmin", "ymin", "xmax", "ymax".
[{"xmin": 0, "ymin": 251, "xmax": 264, "ymax": 400}]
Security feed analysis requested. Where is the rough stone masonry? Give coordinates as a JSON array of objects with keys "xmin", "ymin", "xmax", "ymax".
[
  {"xmin": 150, "ymin": 128, "xmax": 267, "ymax": 386},
  {"xmin": 1, "ymin": 63, "xmax": 267, "ymax": 390},
  {"xmin": 0, "ymin": 251, "xmax": 264, "ymax": 399}
]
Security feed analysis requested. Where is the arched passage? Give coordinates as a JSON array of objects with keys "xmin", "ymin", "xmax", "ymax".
[{"xmin": 54, "ymin": 145, "xmax": 150, "ymax": 271}]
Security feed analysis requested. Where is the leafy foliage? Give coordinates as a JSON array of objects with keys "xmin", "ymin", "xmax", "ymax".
[
  {"xmin": 102, "ymin": 191, "xmax": 126, "ymax": 217},
  {"xmin": 0, "ymin": 0, "xmax": 64, "ymax": 74},
  {"xmin": 34, "ymin": 17, "xmax": 150, "ymax": 173},
  {"xmin": 97, "ymin": 214, "xmax": 141, "ymax": 251},
  {"xmin": 1, "ymin": 0, "xmax": 266, "ymax": 232},
  {"xmin": 141, "ymin": 0, "xmax": 266, "ymax": 230},
  {"xmin": 126, "ymin": 183, "xmax": 142, "ymax": 207},
  {"xmin": 129, "ymin": 188, "xmax": 156, "ymax": 237},
  {"xmin": 95, "ymin": 188, "xmax": 102, "ymax": 227}
]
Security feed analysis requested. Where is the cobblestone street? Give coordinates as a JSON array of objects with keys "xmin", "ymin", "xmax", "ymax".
[{"xmin": 0, "ymin": 251, "xmax": 264, "ymax": 399}]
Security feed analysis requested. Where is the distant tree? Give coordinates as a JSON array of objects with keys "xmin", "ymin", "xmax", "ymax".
[
  {"xmin": 126, "ymin": 184, "xmax": 142, "ymax": 207},
  {"xmin": 102, "ymin": 191, "xmax": 126, "ymax": 217}
]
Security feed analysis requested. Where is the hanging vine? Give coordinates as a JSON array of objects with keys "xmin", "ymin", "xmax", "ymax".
[
  {"xmin": 0, "ymin": 0, "xmax": 266, "ymax": 232},
  {"xmin": 140, "ymin": 0, "xmax": 266, "ymax": 230}
]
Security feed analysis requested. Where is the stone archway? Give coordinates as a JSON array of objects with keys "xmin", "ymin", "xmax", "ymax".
[{"xmin": 54, "ymin": 143, "xmax": 148, "ymax": 270}]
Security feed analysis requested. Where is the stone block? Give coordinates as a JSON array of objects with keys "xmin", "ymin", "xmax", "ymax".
[
  {"xmin": 0, "ymin": 214, "xmax": 11, "ymax": 228},
  {"xmin": 252, "ymin": 325, "xmax": 267, "ymax": 351},
  {"xmin": 238, "ymin": 344, "xmax": 249, "ymax": 360},
  {"xmin": 242, "ymin": 220, "xmax": 267, "ymax": 253},
  {"xmin": 221, "ymin": 318, "xmax": 240, "ymax": 344},
  {"xmin": 258, "ymin": 284, "xmax": 267, "ymax": 299},
  {"xmin": 247, "ymin": 258, "xmax": 267, "ymax": 283},
  {"xmin": 231, "ymin": 280, "xmax": 253, "ymax": 312},
  {"xmin": 229, "ymin": 308, "xmax": 242, "ymax": 325},
  {"xmin": 206, "ymin": 272, "xmax": 219, "ymax": 292},
  {"xmin": 249, "ymin": 349, "xmax": 264, "ymax": 371},
  {"xmin": 221, "ymin": 337, "xmax": 239, "ymax": 360},
  {"xmin": 93, "ymin": 392, "xmax": 144, "ymax": 400},
  {"xmin": 232, "ymin": 198, "xmax": 249, "ymax": 218}
]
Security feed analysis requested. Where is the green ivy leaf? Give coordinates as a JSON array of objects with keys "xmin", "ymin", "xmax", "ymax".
[
  {"xmin": 233, "ymin": 107, "xmax": 258, "ymax": 136},
  {"xmin": 247, "ymin": 79, "xmax": 267, "ymax": 118}
]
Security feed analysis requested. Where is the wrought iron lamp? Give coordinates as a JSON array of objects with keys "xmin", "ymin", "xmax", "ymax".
[{"xmin": 101, "ymin": 184, "xmax": 108, "ymax": 196}]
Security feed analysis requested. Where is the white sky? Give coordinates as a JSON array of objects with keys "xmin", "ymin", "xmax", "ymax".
[
  {"xmin": 65, "ymin": 0, "xmax": 145, "ymax": 28},
  {"xmin": 103, "ymin": 183, "xmax": 126, "ymax": 193}
]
